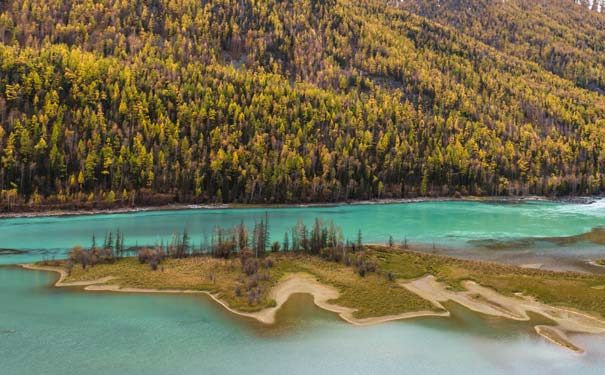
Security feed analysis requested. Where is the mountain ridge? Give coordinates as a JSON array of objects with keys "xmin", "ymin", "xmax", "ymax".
[{"xmin": 0, "ymin": 0, "xmax": 604, "ymax": 210}]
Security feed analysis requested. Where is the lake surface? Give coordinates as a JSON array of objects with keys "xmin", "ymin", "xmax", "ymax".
[
  {"xmin": 2, "ymin": 200, "xmax": 605, "ymax": 374},
  {"xmin": 2, "ymin": 199, "xmax": 605, "ymax": 265},
  {"xmin": 2, "ymin": 267, "xmax": 605, "ymax": 375}
]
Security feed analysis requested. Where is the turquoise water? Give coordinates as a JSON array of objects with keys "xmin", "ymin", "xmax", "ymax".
[
  {"xmin": 3, "ymin": 200, "xmax": 605, "ymax": 374},
  {"xmin": 2, "ymin": 266, "xmax": 605, "ymax": 375},
  {"xmin": 2, "ymin": 199, "xmax": 605, "ymax": 264}
]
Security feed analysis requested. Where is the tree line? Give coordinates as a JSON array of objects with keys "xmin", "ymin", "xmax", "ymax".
[
  {"xmin": 66, "ymin": 215, "xmax": 374, "ymax": 273},
  {"xmin": 2, "ymin": 0, "xmax": 605, "ymax": 211},
  {"xmin": 65, "ymin": 216, "xmax": 389, "ymax": 306}
]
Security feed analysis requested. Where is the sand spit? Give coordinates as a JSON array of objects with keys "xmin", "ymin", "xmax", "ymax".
[
  {"xmin": 21, "ymin": 264, "xmax": 115, "ymax": 286},
  {"xmin": 249, "ymin": 274, "xmax": 448, "ymax": 325},
  {"xmin": 20, "ymin": 265, "xmax": 446, "ymax": 326},
  {"xmin": 535, "ymin": 326, "xmax": 583, "ymax": 353},
  {"xmin": 21, "ymin": 264, "xmax": 605, "ymax": 352},
  {"xmin": 401, "ymin": 275, "xmax": 605, "ymax": 353},
  {"xmin": 589, "ymin": 261, "xmax": 605, "ymax": 268}
]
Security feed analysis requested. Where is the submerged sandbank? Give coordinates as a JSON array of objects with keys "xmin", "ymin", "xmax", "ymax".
[
  {"xmin": 21, "ymin": 263, "xmax": 605, "ymax": 352},
  {"xmin": 401, "ymin": 275, "xmax": 605, "ymax": 353}
]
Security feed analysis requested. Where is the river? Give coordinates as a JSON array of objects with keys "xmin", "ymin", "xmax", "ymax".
[{"xmin": 2, "ymin": 200, "xmax": 605, "ymax": 374}]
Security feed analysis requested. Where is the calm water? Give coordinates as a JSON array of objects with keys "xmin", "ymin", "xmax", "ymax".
[
  {"xmin": 2, "ymin": 200, "xmax": 605, "ymax": 374},
  {"xmin": 2, "ymin": 199, "xmax": 605, "ymax": 264},
  {"xmin": 2, "ymin": 267, "xmax": 605, "ymax": 375}
]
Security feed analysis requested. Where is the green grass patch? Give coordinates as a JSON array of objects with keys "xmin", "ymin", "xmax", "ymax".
[{"xmin": 39, "ymin": 246, "xmax": 605, "ymax": 320}]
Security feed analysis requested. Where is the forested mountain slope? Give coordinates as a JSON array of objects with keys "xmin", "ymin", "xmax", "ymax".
[
  {"xmin": 398, "ymin": 0, "xmax": 605, "ymax": 93},
  {"xmin": 0, "ymin": 0, "xmax": 604, "ymax": 210}
]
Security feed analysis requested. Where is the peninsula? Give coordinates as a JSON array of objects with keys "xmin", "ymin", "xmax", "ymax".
[{"xmin": 24, "ymin": 244, "xmax": 605, "ymax": 353}]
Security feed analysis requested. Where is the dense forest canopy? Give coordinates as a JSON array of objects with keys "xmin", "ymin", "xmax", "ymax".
[
  {"xmin": 398, "ymin": 0, "xmax": 605, "ymax": 94},
  {"xmin": 0, "ymin": 0, "xmax": 605, "ymax": 210}
]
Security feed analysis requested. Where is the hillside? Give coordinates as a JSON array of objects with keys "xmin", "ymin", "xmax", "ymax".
[
  {"xmin": 1, "ymin": 0, "xmax": 605, "ymax": 210},
  {"xmin": 398, "ymin": 0, "xmax": 605, "ymax": 93}
]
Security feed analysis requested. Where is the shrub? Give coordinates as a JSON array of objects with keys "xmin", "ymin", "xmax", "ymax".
[
  {"xmin": 243, "ymin": 257, "xmax": 259, "ymax": 276},
  {"xmin": 68, "ymin": 246, "xmax": 91, "ymax": 269},
  {"xmin": 357, "ymin": 264, "xmax": 366, "ymax": 277},
  {"xmin": 239, "ymin": 249, "xmax": 253, "ymax": 267},
  {"xmin": 246, "ymin": 276, "xmax": 258, "ymax": 291},
  {"xmin": 355, "ymin": 252, "xmax": 365, "ymax": 268},
  {"xmin": 264, "ymin": 257, "xmax": 273, "ymax": 269},
  {"xmin": 138, "ymin": 248, "xmax": 152, "ymax": 264},
  {"xmin": 366, "ymin": 262, "xmax": 377, "ymax": 273},
  {"xmin": 214, "ymin": 241, "xmax": 236, "ymax": 259},
  {"xmin": 137, "ymin": 247, "xmax": 165, "ymax": 271},
  {"xmin": 344, "ymin": 255, "xmax": 352, "ymax": 266},
  {"xmin": 320, "ymin": 247, "xmax": 342, "ymax": 262}
]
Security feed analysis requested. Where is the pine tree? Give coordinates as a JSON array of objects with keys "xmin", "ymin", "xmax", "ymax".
[
  {"xmin": 283, "ymin": 232, "xmax": 289, "ymax": 252},
  {"xmin": 263, "ymin": 212, "xmax": 270, "ymax": 251},
  {"xmin": 180, "ymin": 228, "xmax": 190, "ymax": 257}
]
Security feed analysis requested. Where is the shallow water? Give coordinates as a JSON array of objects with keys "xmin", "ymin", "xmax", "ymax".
[
  {"xmin": 2, "ymin": 267, "xmax": 605, "ymax": 375},
  {"xmin": 2, "ymin": 199, "xmax": 605, "ymax": 264},
  {"xmin": 3, "ymin": 200, "xmax": 605, "ymax": 374}
]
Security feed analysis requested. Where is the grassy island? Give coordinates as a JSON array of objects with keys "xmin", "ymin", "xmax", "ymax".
[
  {"xmin": 22, "ymin": 219, "xmax": 605, "ymax": 352},
  {"xmin": 31, "ymin": 246, "xmax": 605, "ymax": 320}
]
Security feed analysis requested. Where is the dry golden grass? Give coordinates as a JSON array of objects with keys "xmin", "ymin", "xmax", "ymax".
[
  {"xmin": 47, "ymin": 245, "xmax": 605, "ymax": 320},
  {"xmin": 373, "ymin": 246, "xmax": 605, "ymax": 317},
  {"xmin": 65, "ymin": 256, "xmax": 282, "ymax": 312},
  {"xmin": 272, "ymin": 254, "xmax": 437, "ymax": 318},
  {"xmin": 56, "ymin": 251, "xmax": 436, "ymax": 318}
]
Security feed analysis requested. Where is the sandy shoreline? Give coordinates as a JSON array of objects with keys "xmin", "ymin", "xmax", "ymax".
[
  {"xmin": 401, "ymin": 275, "xmax": 605, "ymax": 353},
  {"xmin": 20, "ymin": 264, "xmax": 605, "ymax": 352},
  {"xmin": 1, "ymin": 195, "xmax": 585, "ymax": 219},
  {"xmin": 589, "ymin": 261, "xmax": 605, "ymax": 268},
  {"xmin": 20, "ymin": 264, "xmax": 447, "ymax": 326},
  {"xmin": 534, "ymin": 326, "xmax": 583, "ymax": 353}
]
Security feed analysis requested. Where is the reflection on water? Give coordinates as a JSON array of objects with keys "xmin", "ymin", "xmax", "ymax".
[
  {"xmin": 416, "ymin": 302, "xmax": 556, "ymax": 340},
  {"xmin": 237, "ymin": 296, "xmax": 559, "ymax": 343},
  {"xmin": 4, "ymin": 200, "xmax": 605, "ymax": 373},
  {"xmin": 3, "ymin": 267, "xmax": 605, "ymax": 375},
  {"xmin": 243, "ymin": 293, "xmax": 343, "ymax": 337}
]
